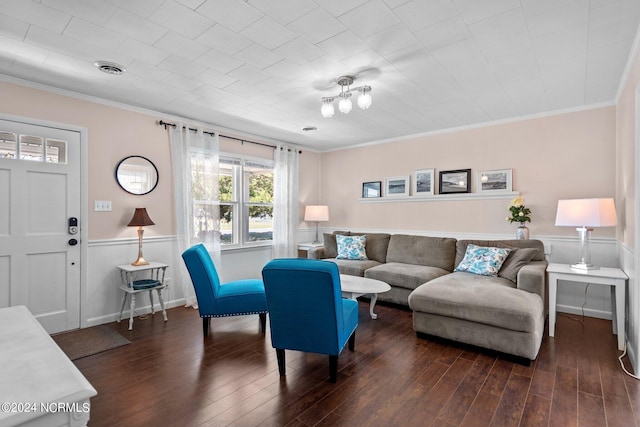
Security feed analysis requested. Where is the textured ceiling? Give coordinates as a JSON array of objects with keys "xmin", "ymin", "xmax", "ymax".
[{"xmin": 0, "ymin": 0, "xmax": 639, "ymax": 151}]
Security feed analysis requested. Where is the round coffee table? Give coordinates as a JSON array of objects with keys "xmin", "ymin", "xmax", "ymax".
[{"xmin": 340, "ymin": 274, "xmax": 391, "ymax": 319}]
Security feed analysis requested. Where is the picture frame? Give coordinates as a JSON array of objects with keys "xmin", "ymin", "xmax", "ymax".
[
  {"xmin": 439, "ymin": 169, "xmax": 471, "ymax": 194},
  {"xmin": 362, "ymin": 181, "xmax": 382, "ymax": 198},
  {"xmin": 477, "ymin": 169, "xmax": 512, "ymax": 193},
  {"xmin": 385, "ymin": 176, "xmax": 410, "ymax": 197},
  {"xmin": 413, "ymin": 168, "xmax": 435, "ymax": 196}
]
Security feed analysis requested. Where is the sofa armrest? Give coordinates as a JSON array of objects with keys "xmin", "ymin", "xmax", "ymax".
[
  {"xmin": 308, "ymin": 246, "xmax": 326, "ymax": 259},
  {"xmin": 517, "ymin": 260, "xmax": 548, "ymax": 302}
]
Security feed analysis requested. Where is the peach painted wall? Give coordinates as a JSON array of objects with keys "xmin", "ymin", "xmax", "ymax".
[
  {"xmin": 320, "ymin": 107, "xmax": 617, "ymax": 238},
  {"xmin": 0, "ymin": 81, "xmax": 318, "ymax": 240},
  {"xmin": 1, "ymin": 81, "xmax": 173, "ymax": 240},
  {"xmin": 617, "ymin": 44, "xmax": 640, "ymax": 250}
]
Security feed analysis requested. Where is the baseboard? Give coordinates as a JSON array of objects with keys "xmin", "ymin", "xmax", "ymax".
[
  {"xmin": 556, "ymin": 304, "xmax": 611, "ymax": 320},
  {"xmin": 85, "ymin": 298, "xmax": 187, "ymax": 328}
]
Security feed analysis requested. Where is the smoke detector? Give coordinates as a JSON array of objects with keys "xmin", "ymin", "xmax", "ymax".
[{"xmin": 94, "ymin": 61, "xmax": 126, "ymax": 75}]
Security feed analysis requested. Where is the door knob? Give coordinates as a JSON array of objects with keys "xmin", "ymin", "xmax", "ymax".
[{"xmin": 68, "ymin": 238, "xmax": 78, "ymax": 246}]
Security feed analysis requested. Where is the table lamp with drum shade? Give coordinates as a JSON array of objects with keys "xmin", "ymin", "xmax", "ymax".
[
  {"xmin": 554, "ymin": 198, "xmax": 617, "ymax": 270},
  {"xmin": 127, "ymin": 207, "xmax": 155, "ymax": 266},
  {"xmin": 304, "ymin": 205, "xmax": 329, "ymax": 244}
]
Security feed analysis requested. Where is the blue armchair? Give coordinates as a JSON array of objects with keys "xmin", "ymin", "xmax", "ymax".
[
  {"xmin": 181, "ymin": 244, "xmax": 268, "ymax": 337},
  {"xmin": 261, "ymin": 258, "xmax": 358, "ymax": 383}
]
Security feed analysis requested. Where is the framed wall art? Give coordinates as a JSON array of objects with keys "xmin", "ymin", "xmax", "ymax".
[
  {"xmin": 385, "ymin": 176, "xmax": 410, "ymax": 197},
  {"xmin": 413, "ymin": 168, "xmax": 435, "ymax": 196},
  {"xmin": 439, "ymin": 169, "xmax": 471, "ymax": 194},
  {"xmin": 362, "ymin": 181, "xmax": 382, "ymax": 198},
  {"xmin": 477, "ymin": 169, "xmax": 512, "ymax": 193}
]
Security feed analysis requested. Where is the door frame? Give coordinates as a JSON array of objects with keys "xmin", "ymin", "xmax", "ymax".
[{"xmin": 1, "ymin": 113, "xmax": 89, "ymax": 329}]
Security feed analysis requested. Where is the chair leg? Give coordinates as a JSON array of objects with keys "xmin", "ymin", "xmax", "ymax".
[
  {"xmin": 259, "ymin": 313, "xmax": 266, "ymax": 334},
  {"xmin": 348, "ymin": 331, "xmax": 356, "ymax": 351},
  {"xmin": 329, "ymin": 355, "xmax": 338, "ymax": 383},
  {"xmin": 276, "ymin": 349, "xmax": 286, "ymax": 377},
  {"xmin": 202, "ymin": 317, "xmax": 211, "ymax": 337}
]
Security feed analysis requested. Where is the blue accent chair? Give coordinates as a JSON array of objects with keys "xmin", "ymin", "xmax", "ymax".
[
  {"xmin": 262, "ymin": 258, "xmax": 359, "ymax": 383},
  {"xmin": 181, "ymin": 244, "xmax": 268, "ymax": 337}
]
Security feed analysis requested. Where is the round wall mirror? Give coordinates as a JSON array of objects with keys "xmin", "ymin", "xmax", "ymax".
[{"xmin": 115, "ymin": 155, "xmax": 159, "ymax": 195}]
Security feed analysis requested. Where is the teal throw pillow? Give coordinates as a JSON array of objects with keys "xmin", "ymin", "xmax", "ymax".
[
  {"xmin": 454, "ymin": 244, "xmax": 512, "ymax": 277},
  {"xmin": 336, "ymin": 235, "xmax": 368, "ymax": 260}
]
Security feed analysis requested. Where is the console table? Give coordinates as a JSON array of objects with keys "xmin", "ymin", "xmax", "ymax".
[
  {"xmin": 117, "ymin": 262, "xmax": 169, "ymax": 330},
  {"xmin": 547, "ymin": 263, "xmax": 628, "ymax": 351},
  {"xmin": 0, "ymin": 305, "xmax": 97, "ymax": 427}
]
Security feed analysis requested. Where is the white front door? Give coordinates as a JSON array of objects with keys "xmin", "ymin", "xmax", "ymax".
[{"xmin": 0, "ymin": 118, "xmax": 82, "ymax": 333}]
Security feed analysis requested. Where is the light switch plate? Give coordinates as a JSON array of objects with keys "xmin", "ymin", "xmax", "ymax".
[{"xmin": 94, "ymin": 200, "xmax": 112, "ymax": 212}]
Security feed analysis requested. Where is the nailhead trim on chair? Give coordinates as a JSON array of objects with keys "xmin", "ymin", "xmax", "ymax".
[{"xmin": 202, "ymin": 311, "xmax": 268, "ymax": 318}]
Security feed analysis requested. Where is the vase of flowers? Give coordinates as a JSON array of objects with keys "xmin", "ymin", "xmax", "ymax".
[{"xmin": 506, "ymin": 197, "xmax": 532, "ymax": 240}]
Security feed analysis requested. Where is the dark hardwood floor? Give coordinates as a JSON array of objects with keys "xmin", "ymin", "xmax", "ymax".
[{"xmin": 75, "ymin": 303, "xmax": 640, "ymax": 426}]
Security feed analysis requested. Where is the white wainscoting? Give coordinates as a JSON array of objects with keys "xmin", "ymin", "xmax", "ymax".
[
  {"xmin": 85, "ymin": 236, "xmax": 276, "ymax": 328},
  {"xmin": 84, "ymin": 229, "xmax": 624, "ymax": 335},
  {"xmin": 620, "ymin": 243, "xmax": 636, "ymax": 372},
  {"xmin": 86, "ymin": 236, "xmax": 180, "ymax": 327}
]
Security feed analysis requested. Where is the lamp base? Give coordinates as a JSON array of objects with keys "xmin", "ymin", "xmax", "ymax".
[
  {"xmin": 131, "ymin": 227, "xmax": 149, "ymax": 266},
  {"xmin": 131, "ymin": 256, "xmax": 149, "ymax": 266},
  {"xmin": 571, "ymin": 262, "xmax": 598, "ymax": 271}
]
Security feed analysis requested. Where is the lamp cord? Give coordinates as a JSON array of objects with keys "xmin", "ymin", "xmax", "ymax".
[
  {"xmin": 619, "ymin": 344, "xmax": 640, "ymax": 379},
  {"xmin": 561, "ymin": 283, "xmax": 638, "ymax": 379}
]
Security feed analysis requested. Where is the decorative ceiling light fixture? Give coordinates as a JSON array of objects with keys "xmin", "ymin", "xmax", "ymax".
[{"xmin": 321, "ymin": 76, "xmax": 372, "ymax": 118}]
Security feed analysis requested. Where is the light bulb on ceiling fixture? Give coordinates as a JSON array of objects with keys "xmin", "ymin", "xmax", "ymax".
[
  {"xmin": 338, "ymin": 92, "xmax": 352, "ymax": 114},
  {"xmin": 357, "ymin": 86, "xmax": 372, "ymax": 109},
  {"xmin": 321, "ymin": 99, "xmax": 334, "ymax": 118},
  {"xmin": 319, "ymin": 75, "xmax": 372, "ymax": 118}
]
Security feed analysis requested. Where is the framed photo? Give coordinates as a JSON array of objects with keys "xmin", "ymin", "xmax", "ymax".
[
  {"xmin": 413, "ymin": 168, "xmax": 435, "ymax": 196},
  {"xmin": 439, "ymin": 169, "xmax": 471, "ymax": 194},
  {"xmin": 477, "ymin": 169, "xmax": 512, "ymax": 193},
  {"xmin": 362, "ymin": 181, "xmax": 382, "ymax": 198},
  {"xmin": 385, "ymin": 176, "xmax": 410, "ymax": 197}
]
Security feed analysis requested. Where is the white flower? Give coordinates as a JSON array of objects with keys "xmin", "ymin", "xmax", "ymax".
[
  {"xmin": 519, "ymin": 212, "xmax": 524, "ymax": 216},
  {"xmin": 511, "ymin": 197, "xmax": 525, "ymax": 208}
]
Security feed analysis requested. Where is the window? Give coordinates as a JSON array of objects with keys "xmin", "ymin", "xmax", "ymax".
[
  {"xmin": 0, "ymin": 131, "xmax": 67, "ymax": 163},
  {"xmin": 218, "ymin": 155, "xmax": 274, "ymax": 247}
]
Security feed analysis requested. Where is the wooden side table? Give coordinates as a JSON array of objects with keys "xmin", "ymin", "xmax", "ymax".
[
  {"xmin": 547, "ymin": 263, "xmax": 628, "ymax": 350},
  {"xmin": 116, "ymin": 262, "xmax": 169, "ymax": 330},
  {"xmin": 297, "ymin": 242, "xmax": 324, "ymax": 258}
]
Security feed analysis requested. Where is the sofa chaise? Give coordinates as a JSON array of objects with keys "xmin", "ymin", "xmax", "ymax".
[{"xmin": 309, "ymin": 231, "xmax": 547, "ymax": 361}]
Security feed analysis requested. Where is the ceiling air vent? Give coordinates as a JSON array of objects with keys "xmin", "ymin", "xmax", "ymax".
[{"xmin": 94, "ymin": 61, "xmax": 126, "ymax": 75}]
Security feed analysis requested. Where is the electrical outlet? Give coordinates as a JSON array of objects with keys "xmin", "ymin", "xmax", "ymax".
[{"xmin": 94, "ymin": 200, "xmax": 112, "ymax": 211}]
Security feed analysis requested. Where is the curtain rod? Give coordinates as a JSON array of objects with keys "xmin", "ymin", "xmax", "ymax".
[
  {"xmin": 158, "ymin": 120, "xmax": 215, "ymax": 137},
  {"xmin": 158, "ymin": 120, "xmax": 301, "ymax": 153}
]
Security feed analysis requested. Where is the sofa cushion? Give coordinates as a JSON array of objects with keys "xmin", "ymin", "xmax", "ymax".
[
  {"xmin": 336, "ymin": 235, "xmax": 368, "ymax": 260},
  {"xmin": 350, "ymin": 232, "xmax": 391, "ymax": 263},
  {"xmin": 408, "ymin": 272, "xmax": 543, "ymax": 333},
  {"xmin": 454, "ymin": 244, "xmax": 511, "ymax": 277},
  {"xmin": 499, "ymin": 248, "xmax": 539, "ymax": 282},
  {"xmin": 323, "ymin": 233, "xmax": 339, "ymax": 258},
  {"xmin": 365, "ymin": 262, "xmax": 450, "ymax": 291},
  {"xmin": 326, "ymin": 258, "xmax": 381, "ymax": 277},
  {"xmin": 386, "ymin": 234, "xmax": 457, "ymax": 271},
  {"xmin": 455, "ymin": 239, "xmax": 545, "ymax": 266}
]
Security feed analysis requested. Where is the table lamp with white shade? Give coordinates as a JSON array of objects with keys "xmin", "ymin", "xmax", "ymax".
[
  {"xmin": 304, "ymin": 205, "xmax": 329, "ymax": 244},
  {"xmin": 554, "ymin": 198, "xmax": 617, "ymax": 270}
]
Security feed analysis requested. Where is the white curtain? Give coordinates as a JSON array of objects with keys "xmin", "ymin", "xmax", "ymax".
[
  {"xmin": 273, "ymin": 145, "xmax": 299, "ymax": 258},
  {"xmin": 169, "ymin": 124, "xmax": 220, "ymax": 308}
]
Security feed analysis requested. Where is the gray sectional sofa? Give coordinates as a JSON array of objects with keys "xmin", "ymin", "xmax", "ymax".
[{"xmin": 309, "ymin": 231, "xmax": 547, "ymax": 361}]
